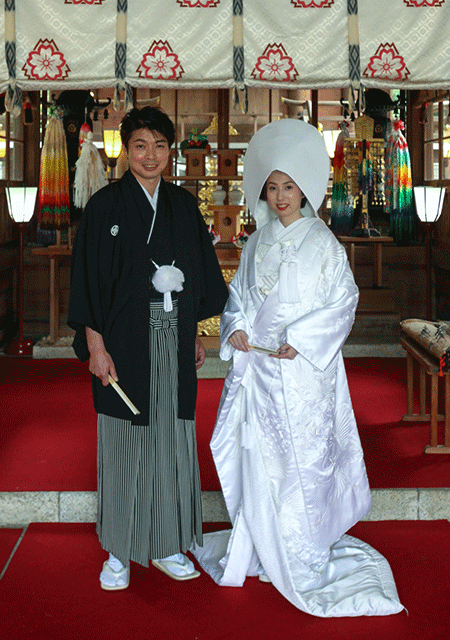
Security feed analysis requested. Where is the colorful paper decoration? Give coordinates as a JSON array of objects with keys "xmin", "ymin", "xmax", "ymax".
[
  {"xmin": 330, "ymin": 121, "xmax": 354, "ymax": 235},
  {"xmin": 385, "ymin": 119, "xmax": 417, "ymax": 244},
  {"xmin": 38, "ymin": 109, "xmax": 71, "ymax": 230}
]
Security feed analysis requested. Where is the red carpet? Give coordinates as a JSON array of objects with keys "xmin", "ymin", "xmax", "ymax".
[
  {"xmin": 1, "ymin": 357, "xmax": 450, "ymax": 491},
  {"xmin": 0, "ymin": 528, "xmax": 22, "ymax": 570},
  {"xmin": 0, "ymin": 520, "xmax": 449, "ymax": 640}
]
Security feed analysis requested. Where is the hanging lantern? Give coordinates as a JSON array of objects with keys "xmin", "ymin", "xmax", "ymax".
[
  {"xmin": 5, "ymin": 186, "xmax": 37, "ymax": 356},
  {"xmin": 413, "ymin": 186, "xmax": 446, "ymax": 224},
  {"xmin": 103, "ymin": 129, "xmax": 122, "ymax": 178}
]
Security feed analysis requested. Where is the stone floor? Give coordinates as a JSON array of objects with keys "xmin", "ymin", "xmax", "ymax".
[{"xmin": 1, "ymin": 488, "xmax": 450, "ymax": 527}]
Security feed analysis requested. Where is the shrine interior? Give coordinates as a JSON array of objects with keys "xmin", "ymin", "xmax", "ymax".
[{"xmin": 0, "ymin": 86, "xmax": 449, "ymax": 351}]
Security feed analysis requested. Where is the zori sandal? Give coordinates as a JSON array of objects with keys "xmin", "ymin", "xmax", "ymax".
[
  {"xmin": 100, "ymin": 560, "xmax": 130, "ymax": 591},
  {"xmin": 151, "ymin": 553, "xmax": 200, "ymax": 581}
]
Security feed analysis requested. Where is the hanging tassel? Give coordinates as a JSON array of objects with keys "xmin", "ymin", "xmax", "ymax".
[
  {"xmin": 385, "ymin": 119, "xmax": 416, "ymax": 244},
  {"xmin": 38, "ymin": 110, "xmax": 71, "ymax": 230},
  {"xmin": 330, "ymin": 121, "xmax": 354, "ymax": 234},
  {"xmin": 124, "ymin": 82, "xmax": 134, "ymax": 112},
  {"xmin": 5, "ymin": 83, "xmax": 22, "ymax": 118},
  {"xmin": 348, "ymin": 86, "xmax": 357, "ymax": 113},
  {"xmin": 78, "ymin": 122, "xmax": 91, "ymax": 151},
  {"xmin": 234, "ymin": 86, "xmax": 240, "ymax": 110},
  {"xmin": 73, "ymin": 132, "xmax": 108, "ymax": 210},
  {"xmin": 22, "ymin": 92, "xmax": 33, "ymax": 124},
  {"xmin": 233, "ymin": 85, "xmax": 248, "ymax": 114},
  {"xmin": 113, "ymin": 84, "xmax": 122, "ymax": 112}
]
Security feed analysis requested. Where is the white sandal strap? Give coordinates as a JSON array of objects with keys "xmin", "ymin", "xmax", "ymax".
[
  {"xmin": 153, "ymin": 554, "xmax": 196, "ymax": 577},
  {"xmin": 100, "ymin": 561, "xmax": 129, "ymax": 587}
]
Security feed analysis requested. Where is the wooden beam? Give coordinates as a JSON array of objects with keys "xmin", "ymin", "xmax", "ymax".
[{"xmin": 217, "ymin": 89, "xmax": 229, "ymax": 150}]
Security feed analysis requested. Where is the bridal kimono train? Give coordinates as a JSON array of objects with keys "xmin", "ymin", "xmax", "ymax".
[{"xmin": 192, "ymin": 119, "xmax": 404, "ymax": 618}]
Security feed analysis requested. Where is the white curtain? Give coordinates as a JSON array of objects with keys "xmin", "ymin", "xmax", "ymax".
[
  {"xmin": 1, "ymin": 0, "xmax": 450, "ymax": 99},
  {"xmin": 127, "ymin": 1, "xmax": 234, "ymax": 89},
  {"xmin": 359, "ymin": 0, "xmax": 450, "ymax": 90},
  {"xmin": 3, "ymin": 0, "xmax": 116, "ymax": 92},
  {"xmin": 242, "ymin": 0, "xmax": 349, "ymax": 89}
]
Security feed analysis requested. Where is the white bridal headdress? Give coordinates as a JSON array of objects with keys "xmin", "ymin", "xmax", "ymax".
[{"xmin": 242, "ymin": 119, "xmax": 330, "ymax": 228}]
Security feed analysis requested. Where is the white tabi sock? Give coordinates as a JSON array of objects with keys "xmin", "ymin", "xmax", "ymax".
[{"xmin": 107, "ymin": 553, "xmax": 126, "ymax": 572}]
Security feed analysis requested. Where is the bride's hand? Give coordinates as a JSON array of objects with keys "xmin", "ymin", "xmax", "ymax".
[
  {"xmin": 271, "ymin": 343, "xmax": 298, "ymax": 360},
  {"xmin": 229, "ymin": 330, "xmax": 250, "ymax": 352}
]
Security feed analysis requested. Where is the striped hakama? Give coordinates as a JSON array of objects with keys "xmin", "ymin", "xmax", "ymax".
[{"xmin": 97, "ymin": 300, "xmax": 203, "ymax": 567}]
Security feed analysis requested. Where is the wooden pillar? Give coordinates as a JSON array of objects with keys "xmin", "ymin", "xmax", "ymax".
[
  {"xmin": 174, "ymin": 89, "xmax": 178, "ymax": 149},
  {"xmin": 407, "ymin": 90, "xmax": 424, "ymax": 185},
  {"xmin": 217, "ymin": 89, "xmax": 229, "ymax": 150},
  {"xmin": 406, "ymin": 352, "xmax": 414, "ymax": 416},
  {"xmin": 217, "ymin": 89, "xmax": 230, "ymax": 199},
  {"xmin": 311, "ymin": 90, "xmax": 319, "ymax": 129},
  {"xmin": 23, "ymin": 91, "xmax": 41, "ymax": 240},
  {"xmin": 23, "ymin": 91, "xmax": 41, "ymax": 185}
]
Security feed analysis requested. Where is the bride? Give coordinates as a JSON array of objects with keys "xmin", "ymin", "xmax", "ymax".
[{"xmin": 192, "ymin": 119, "xmax": 404, "ymax": 618}]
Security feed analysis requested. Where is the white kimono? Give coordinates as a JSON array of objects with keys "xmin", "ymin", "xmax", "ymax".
[{"xmin": 193, "ymin": 216, "xmax": 404, "ymax": 618}]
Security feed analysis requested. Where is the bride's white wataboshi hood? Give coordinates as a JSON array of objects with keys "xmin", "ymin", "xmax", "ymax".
[{"xmin": 242, "ymin": 119, "xmax": 330, "ymax": 228}]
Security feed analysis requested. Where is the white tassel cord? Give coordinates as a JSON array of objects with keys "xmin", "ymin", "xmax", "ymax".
[{"xmin": 73, "ymin": 133, "xmax": 108, "ymax": 209}]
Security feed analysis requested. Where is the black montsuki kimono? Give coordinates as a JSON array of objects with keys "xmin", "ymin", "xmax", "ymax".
[{"xmin": 68, "ymin": 170, "xmax": 228, "ymax": 426}]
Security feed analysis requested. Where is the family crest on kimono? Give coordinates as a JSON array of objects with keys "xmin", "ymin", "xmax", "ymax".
[
  {"xmin": 192, "ymin": 118, "xmax": 404, "ymax": 618},
  {"xmin": 68, "ymin": 107, "xmax": 228, "ymax": 591}
]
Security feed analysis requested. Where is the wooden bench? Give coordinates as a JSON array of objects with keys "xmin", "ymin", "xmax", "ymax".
[{"xmin": 400, "ymin": 335, "xmax": 450, "ymax": 453}]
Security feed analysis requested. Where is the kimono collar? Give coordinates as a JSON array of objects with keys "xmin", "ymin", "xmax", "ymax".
[
  {"xmin": 263, "ymin": 216, "xmax": 318, "ymax": 246},
  {"xmin": 274, "ymin": 217, "xmax": 303, "ymax": 241},
  {"xmin": 137, "ymin": 177, "xmax": 161, "ymax": 212}
]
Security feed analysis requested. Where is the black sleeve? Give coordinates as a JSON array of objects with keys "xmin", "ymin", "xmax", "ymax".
[{"xmin": 67, "ymin": 191, "xmax": 109, "ymax": 362}]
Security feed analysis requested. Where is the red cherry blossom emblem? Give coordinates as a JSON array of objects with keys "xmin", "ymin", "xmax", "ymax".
[
  {"xmin": 137, "ymin": 41, "xmax": 184, "ymax": 80},
  {"xmin": 290, "ymin": 0, "xmax": 334, "ymax": 6},
  {"xmin": 64, "ymin": 1, "xmax": 106, "ymax": 4},
  {"xmin": 363, "ymin": 43, "xmax": 410, "ymax": 82},
  {"xmin": 176, "ymin": 0, "xmax": 220, "ymax": 5},
  {"xmin": 252, "ymin": 44, "xmax": 298, "ymax": 82},
  {"xmin": 403, "ymin": 0, "xmax": 444, "ymax": 6},
  {"xmin": 22, "ymin": 39, "xmax": 70, "ymax": 81}
]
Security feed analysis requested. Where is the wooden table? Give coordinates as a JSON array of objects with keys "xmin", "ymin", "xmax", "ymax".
[
  {"xmin": 337, "ymin": 236, "xmax": 393, "ymax": 288},
  {"xmin": 31, "ymin": 245, "xmax": 72, "ymax": 342},
  {"xmin": 400, "ymin": 335, "xmax": 450, "ymax": 453}
]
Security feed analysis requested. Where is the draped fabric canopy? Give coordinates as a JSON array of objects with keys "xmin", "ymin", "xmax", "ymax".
[{"xmin": 2, "ymin": 0, "xmax": 450, "ymax": 113}]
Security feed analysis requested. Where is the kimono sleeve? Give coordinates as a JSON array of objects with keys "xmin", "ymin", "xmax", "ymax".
[
  {"xmin": 285, "ymin": 238, "xmax": 358, "ymax": 372},
  {"xmin": 67, "ymin": 194, "xmax": 108, "ymax": 362},
  {"xmin": 219, "ymin": 244, "xmax": 251, "ymax": 362}
]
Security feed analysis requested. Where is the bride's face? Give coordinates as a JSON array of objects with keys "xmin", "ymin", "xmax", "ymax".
[{"xmin": 266, "ymin": 170, "xmax": 303, "ymax": 227}]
